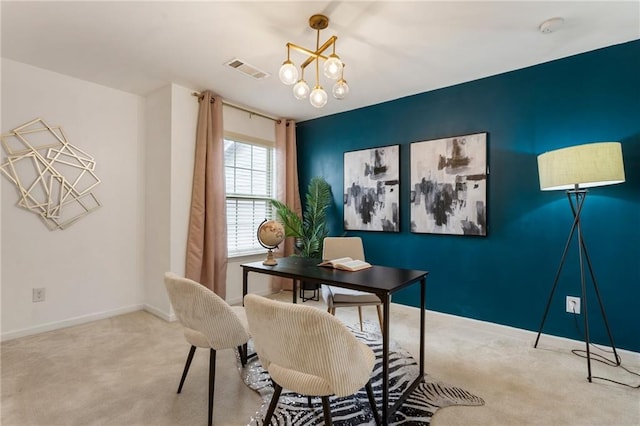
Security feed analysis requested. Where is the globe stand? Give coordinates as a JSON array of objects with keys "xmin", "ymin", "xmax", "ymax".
[{"xmin": 263, "ymin": 249, "xmax": 278, "ymax": 266}]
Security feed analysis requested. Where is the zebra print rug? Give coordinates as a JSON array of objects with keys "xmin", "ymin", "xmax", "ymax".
[{"xmin": 238, "ymin": 326, "xmax": 484, "ymax": 425}]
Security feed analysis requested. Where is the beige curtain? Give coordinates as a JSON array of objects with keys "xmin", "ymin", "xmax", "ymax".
[
  {"xmin": 185, "ymin": 91, "xmax": 228, "ymax": 297},
  {"xmin": 272, "ymin": 119, "xmax": 301, "ymax": 291}
]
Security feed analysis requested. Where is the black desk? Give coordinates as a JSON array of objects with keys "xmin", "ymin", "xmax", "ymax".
[{"xmin": 242, "ymin": 256, "xmax": 428, "ymax": 424}]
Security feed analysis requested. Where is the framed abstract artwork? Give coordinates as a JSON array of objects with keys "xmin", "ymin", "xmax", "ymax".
[
  {"xmin": 344, "ymin": 144, "xmax": 400, "ymax": 232},
  {"xmin": 410, "ymin": 133, "xmax": 487, "ymax": 236}
]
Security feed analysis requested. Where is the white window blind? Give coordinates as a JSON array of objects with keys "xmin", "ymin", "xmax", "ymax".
[{"xmin": 224, "ymin": 138, "xmax": 274, "ymax": 257}]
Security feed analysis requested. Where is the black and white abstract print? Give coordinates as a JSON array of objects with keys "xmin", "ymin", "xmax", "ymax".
[
  {"xmin": 410, "ymin": 133, "xmax": 487, "ymax": 236},
  {"xmin": 344, "ymin": 145, "xmax": 400, "ymax": 232}
]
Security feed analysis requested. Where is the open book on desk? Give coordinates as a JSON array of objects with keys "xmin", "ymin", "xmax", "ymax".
[{"xmin": 318, "ymin": 257, "xmax": 372, "ymax": 272}]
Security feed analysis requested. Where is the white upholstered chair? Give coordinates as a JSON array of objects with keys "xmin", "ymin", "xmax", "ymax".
[
  {"xmin": 321, "ymin": 237, "xmax": 383, "ymax": 331},
  {"xmin": 244, "ymin": 293, "xmax": 381, "ymax": 425},
  {"xmin": 164, "ymin": 272, "xmax": 250, "ymax": 426}
]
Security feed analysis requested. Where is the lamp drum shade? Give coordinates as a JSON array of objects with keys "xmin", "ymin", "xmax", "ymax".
[{"xmin": 537, "ymin": 142, "xmax": 625, "ymax": 191}]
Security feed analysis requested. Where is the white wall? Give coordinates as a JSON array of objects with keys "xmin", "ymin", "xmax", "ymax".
[
  {"xmin": 169, "ymin": 85, "xmax": 198, "ymax": 278},
  {"xmin": 142, "ymin": 85, "xmax": 173, "ymax": 319},
  {"xmin": 0, "ymin": 52, "xmax": 3, "ymax": 337},
  {"xmin": 142, "ymin": 85, "xmax": 273, "ymax": 315},
  {"xmin": 1, "ymin": 59, "xmax": 145, "ymax": 339},
  {"xmin": 144, "ymin": 95, "xmax": 276, "ymax": 309},
  {"xmin": 0, "ymin": 60, "xmax": 277, "ymax": 339}
]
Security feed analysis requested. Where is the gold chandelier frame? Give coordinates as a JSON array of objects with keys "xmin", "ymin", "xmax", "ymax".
[
  {"xmin": 287, "ymin": 15, "xmax": 335, "ymax": 68},
  {"xmin": 279, "ymin": 14, "xmax": 349, "ymax": 108}
]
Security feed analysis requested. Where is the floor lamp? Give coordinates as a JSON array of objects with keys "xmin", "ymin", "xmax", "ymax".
[{"xmin": 533, "ymin": 142, "xmax": 625, "ymax": 382}]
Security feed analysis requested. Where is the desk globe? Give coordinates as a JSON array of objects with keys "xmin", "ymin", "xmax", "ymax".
[{"xmin": 257, "ymin": 219, "xmax": 285, "ymax": 265}]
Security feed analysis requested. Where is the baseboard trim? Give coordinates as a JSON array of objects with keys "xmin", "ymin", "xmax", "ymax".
[
  {"xmin": 3, "ymin": 296, "xmax": 638, "ymax": 360},
  {"xmin": 424, "ymin": 308, "xmax": 640, "ymax": 361},
  {"xmin": 1, "ymin": 304, "xmax": 144, "ymax": 342},
  {"xmin": 143, "ymin": 303, "xmax": 175, "ymax": 322}
]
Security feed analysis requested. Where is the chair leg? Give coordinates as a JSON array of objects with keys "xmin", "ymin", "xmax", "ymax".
[
  {"xmin": 376, "ymin": 305, "xmax": 383, "ymax": 330},
  {"xmin": 177, "ymin": 345, "xmax": 197, "ymax": 393},
  {"xmin": 208, "ymin": 349, "xmax": 216, "ymax": 426},
  {"xmin": 264, "ymin": 383, "xmax": 283, "ymax": 425},
  {"xmin": 307, "ymin": 396, "xmax": 313, "ymax": 407},
  {"xmin": 321, "ymin": 396, "xmax": 333, "ymax": 425},
  {"xmin": 365, "ymin": 380, "xmax": 381, "ymax": 426},
  {"xmin": 237, "ymin": 345, "xmax": 247, "ymax": 367},
  {"xmin": 358, "ymin": 307, "xmax": 364, "ymax": 331}
]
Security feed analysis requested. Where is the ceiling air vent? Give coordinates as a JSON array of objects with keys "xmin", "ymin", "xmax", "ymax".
[{"xmin": 224, "ymin": 58, "xmax": 270, "ymax": 80}]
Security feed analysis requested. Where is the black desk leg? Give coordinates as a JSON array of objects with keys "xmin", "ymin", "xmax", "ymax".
[
  {"xmin": 242, "ymin": 269, "xmax": 248, "ymax": 303},
  {"xmin": 242, "ymin": 268, "xmax": 249, "ymax": 364},
  {"xmin": 381, "ymin": 294, "xmax": 390, "ymax": 423},
  {"xmin": 292, "ymin": 279, "xmax": 298, "ymax": 304},
  {"xmin": 419, "ymin": 277, "xmax": 426, "ymax": 377}
]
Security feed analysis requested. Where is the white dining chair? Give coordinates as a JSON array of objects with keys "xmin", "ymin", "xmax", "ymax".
[
  {"xmin": 164, "ymin": 272, "xmax": 250, "ymax": 426},
  {"xmin": 244, "ymin": 293, "xmax": 380, "ymax": 425}
]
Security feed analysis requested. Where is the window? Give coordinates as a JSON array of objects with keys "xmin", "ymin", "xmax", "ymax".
[{"xmin": 225, "ymin": 137, "xmax": 275, "ymax": 257}]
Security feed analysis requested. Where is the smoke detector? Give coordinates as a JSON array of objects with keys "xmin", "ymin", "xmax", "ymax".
[{"xmin": 539, "ymin": 17, "xmax": 565, "ymax": 34}]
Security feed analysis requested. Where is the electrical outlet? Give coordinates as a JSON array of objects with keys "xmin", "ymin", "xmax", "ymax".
[
  {"xmin": 32, "ymin": 288, "xmax": 46, "ymax": 303},
  {"xmin": 566, "ymin": 296, "xmax": 580, "ymax": 314}
]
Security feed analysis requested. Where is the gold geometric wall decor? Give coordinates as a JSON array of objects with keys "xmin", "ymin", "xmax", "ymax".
[{"xmin": 0, "ymin": 118, "xmax": 101, "ymax": 230}]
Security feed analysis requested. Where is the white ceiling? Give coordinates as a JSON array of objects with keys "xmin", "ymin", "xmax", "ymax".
[{"xmin": 2, "ymin": 1, "xmax": 639, "ymax": 122}]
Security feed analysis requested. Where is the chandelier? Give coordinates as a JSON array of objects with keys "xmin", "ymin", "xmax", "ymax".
[{"xmin": 278, "ymin": 14, "xmax": 349, "ymax": 108}]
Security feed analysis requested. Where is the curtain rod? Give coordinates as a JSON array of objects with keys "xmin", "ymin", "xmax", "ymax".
[{"xmin": 191, "ymin": 92, "xmax": 280, "ymax": 123}]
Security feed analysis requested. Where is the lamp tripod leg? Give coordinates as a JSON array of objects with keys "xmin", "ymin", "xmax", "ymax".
[
  {"xmin": 575, "ymin": 190, "xmax": 619, "ymax": 381},
  {"xmin": 537, "ymin": 190, "xmax": 619, "ymax": 383},
  {"xmin": 577, "ymin": 220, "xmax": 593, "ymax": 382},
  {"xmin": 534, "ymin": 214, "xmax": 579, "ymax": 348},
  {"xmin": 580, "ymin": 232, "xmax": 620, "ymax": 367}
]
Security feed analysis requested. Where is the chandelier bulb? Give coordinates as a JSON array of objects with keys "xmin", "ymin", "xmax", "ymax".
[
  {"xmin": 280, "ymin": 15, "xmax": 349, "ymax": 107},
  {"xmin": 310, "ymin": 85, "xmax": 328, "ymax": 108},
  {"xmin": 323, "ymin": 54, "xmax": 343, "ymax": 80},
  {"xmin": 293, "ymin": 80, "xmax": 310, "ymax": 100},
  {"xmin": 332, "ymin": 79, "xmax": 349, "ymax": 100},
  {"xmin": 279, "ymin": 60, "xmax": 298, "ymax": 85}
]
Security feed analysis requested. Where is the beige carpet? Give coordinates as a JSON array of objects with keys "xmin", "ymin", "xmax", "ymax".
[{"xmin": 2, "ymin": 291, "xmax": 639, "ymax": 425}]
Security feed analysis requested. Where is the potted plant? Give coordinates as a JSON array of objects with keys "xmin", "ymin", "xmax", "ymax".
[
  {"xmin": 271, "ymin": 176, "xmax": 332, "ymax": 300},
  {"xmin": 270, "ymin": 176, "xmax": 332, "ymax": 259}
]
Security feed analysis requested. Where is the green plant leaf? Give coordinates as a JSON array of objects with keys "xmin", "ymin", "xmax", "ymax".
[
  {"xmin": 270, "ymin": 176, "xmax": 332, "ymax": 258},
  {"xmin": 270, "ymin": 199, "xmax": 303, "ymax": 239}
]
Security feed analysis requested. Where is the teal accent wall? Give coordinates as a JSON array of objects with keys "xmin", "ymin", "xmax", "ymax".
[{"xmin": 296, "ymin": 40, "xmax": 640, "ymax": 352}]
